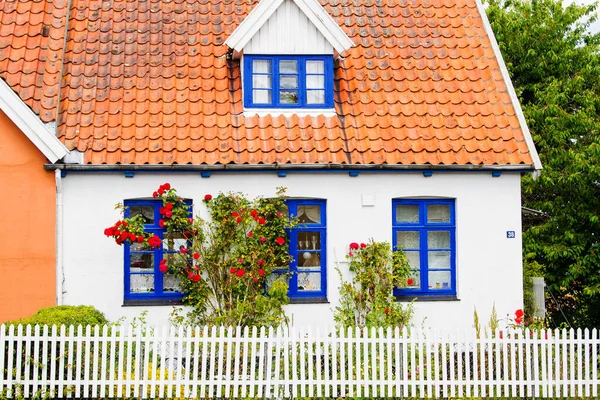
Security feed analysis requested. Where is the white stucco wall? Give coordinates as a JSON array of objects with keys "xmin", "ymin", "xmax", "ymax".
[{"xmin": 60, "ymin": 171, "xmax": 524, "ymax": 330}]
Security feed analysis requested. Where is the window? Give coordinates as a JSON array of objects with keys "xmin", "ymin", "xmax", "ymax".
[
  {"xmin": 123, "ymin": 199, "xmax": 192, "ymax": 304},
  {"xmin": 392, "ymin": 199, "xmax": 456, "ymax": 297},
  {"xmin": 274, "ymin": 200, "xmax": 327, "ymax": 301},
  {"xmin": 244, "ymin": 55, "xmax": 334, "ymax": 109}
]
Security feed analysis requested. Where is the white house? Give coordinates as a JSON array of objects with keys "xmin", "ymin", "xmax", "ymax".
[{"xmin": 0, "ymin": 0, "xmax": 540, "ymax": 329}]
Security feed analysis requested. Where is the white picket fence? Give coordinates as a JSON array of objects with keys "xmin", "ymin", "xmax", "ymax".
[{"xmin": 0, "ymin": 324, "xmax": 599, "ymax": 399}]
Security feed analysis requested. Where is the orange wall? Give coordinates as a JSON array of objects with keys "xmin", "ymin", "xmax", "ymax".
[{"xmin": 0, "ymin": 109, "xmax": 56, "ymax": 322}]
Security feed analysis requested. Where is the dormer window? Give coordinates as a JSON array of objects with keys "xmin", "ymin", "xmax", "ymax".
[{"xmin": 244, "ymin": 55, "xmax": 334, "ymax": 109}]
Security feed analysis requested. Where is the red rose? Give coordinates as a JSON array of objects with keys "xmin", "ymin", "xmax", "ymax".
[
  {"xmin": 188, "ymin": 217, "xmax": 194, "ymax": 223},
  {"xmin": 253, "ymin": 278, "xmax": 259, "ymax": 283},
  {"xmin": 188, "ymin": 271, "xmax": 195, "ymax": 280},
  {"xmin": 277, "ymin": 212, "xmax": 283, "ymax": 217},
  {"xmin": 153, "ymin": 191, "xmax": 158, "ymax": 198},
  {"xmin": 238, "ymin": 258, "xmax": 243, "ymax": 263},
  {"xmin": 258, "ymin": 269, "xmax": 265, "ymax": 277},
  {"xmin": 230, "ymin": 268, "xmax": 237, "ymax": 274},
  {"xmin": 236, "ymin": 217, "xmax": 242, "ymax": 223},
  {"xmin": 121, "ymin": 221, "xmax": 128, "ymax": 227},
  {"xmin": 159, "ymin": 219, "xmax": 165, "ymax": 228},
  {"xmin": 257, "ymin": 259, "xmax": 265, "ymax": 267},
  {"xmin": 180, "ymin": 246, "xmax": 188, "ymax": 254},
  {"xmin": 193, "ymin": 252, "xmax": 200, "ymax": 260},
  {"xmin": 247, "ymin": 231, "xmax": 253, "ymax": 237},
  {"xmin": 260, "ymin": 237, "xmax": 266, "ymax": 243},
  {"xmin": 165, "ymin": 202, "xmax": 173, "ymax": 210},
  {"xmin": 349, "ymin": 242, "xmax": 359, "ymax": 250},
  {"xmin": 165, "ymin": 210, "xmax": 172, "ymax": 218},
  {"xmin": 148, "ymin": 235, "xmax": 161, "ymax": 248},
  {"xmin": 236, "ymin": 269, "xmax": 245, "ymax": 277},
  {"xmin": 137, "ymin": 235, "xmax": 145, "ymax": 243},
  {"xmin": 204, "ymin": 194, "xmax": 212, "ymax": 201},
  {"xmin": 515, "ymin": 309, "xmax": 524, "ymax": 318},
  {"xmin": 407, "ymin": 278, "xmax": 414, "ymax": 285},
  {"xmin": 250, "ymin": 210, "xmax": 258, "ymax": 218},
  {"xmin": 158, "ymin": 187, "xmax": 165, "ymax": 195},
  {"xmin": 159, "ymin": 207, "xmax": 166, "ymax": 215},
  {"xmin": 231, "ymin": 211, "xmax": 239, "ymax": 217},
  {"xmin": 384, "ymin": 309, "xmax": 390, "ymax": 314},
  {"xmin": 162, "ymin": 183, "xmax": 171, "ymax": 190},
  {"xmin": 258, "ymin": 217, "xmax": 266, "ymax": 225},
  {"xmin": 360, "ymin": 243, "xmax": 367, "ymax": 248},
  {"xmin": 515, "ymin": 317, "xmax": 523, "ymax": 325},
  {"xmin": 159, "ymin": 262, "xmax": 168, "ymax": 273},
  {"xmin": 192, "ymin": 274, "xmax": 201, "ymax": 283},
  {"xmin": 348, "ymin": 252, "xmax": 353, "ymax": 256},
  {"xmin": 275, "ymin": 236, "xmax": 285, "ymax": 245},
  {"xmin": 104, "ymin": 227, "xmax": 113, "ymax": 236}
]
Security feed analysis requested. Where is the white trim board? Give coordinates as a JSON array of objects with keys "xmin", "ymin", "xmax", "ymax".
[
  {"xmin": 0, "ymin": 78, "xmax": 68, "ymax": 163},
  {"xmin": 225, "ymin": 0, "xmax": 354, "ymax": 54}
]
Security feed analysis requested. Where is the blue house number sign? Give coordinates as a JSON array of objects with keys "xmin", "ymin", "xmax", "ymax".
[{"xmin": 506, "ymin": 231, "xmax": 516, "ymax": 238}]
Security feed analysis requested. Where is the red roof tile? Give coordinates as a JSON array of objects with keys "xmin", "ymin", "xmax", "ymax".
[{"xmin": 1, "ymin": 0, "xmax": 536, "ymax": 167}]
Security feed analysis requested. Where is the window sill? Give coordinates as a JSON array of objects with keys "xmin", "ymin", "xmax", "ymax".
[
  {"xmin": 395, "ymin": 295, "xmax": 459, "ymax": 302},
  {"xmin": 123, "ymin": 299, "xmax": 183, "ymax": 307},
  {"xmin": 288, "ymin": 297, "xmax": 329, "ymax": 304}
]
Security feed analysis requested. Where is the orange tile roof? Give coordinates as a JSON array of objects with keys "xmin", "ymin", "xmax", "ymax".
[{"xmin": 1, "ymin": 0, "xmax": 536, "ymax": 167}]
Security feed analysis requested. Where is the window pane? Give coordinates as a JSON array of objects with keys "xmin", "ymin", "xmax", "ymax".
[
  {"xmin": 163, "ymin": 232, "xmax": 186, "ymax": 251},
  {"xmin": 297, "ymin": 272, "xmax": 321, "ymax": 291},
  {"xmin": 130, "ymin": 274, "xmax": 154, "ymax": 293},
  {"xmin": 298, "ymin": 252, "xmax": 320, "ymax": 270},
  {"xmin": 253, "ymin": 59, "xmax": 271, "ymax": 73},
  {"xmin": 427, "ymin": 204, "xmax": 450, "ymax": 223},
  {"xmin": 298, "ymin": 231, "xmax": 321, "ymax": 250},
  {"xmin": 280, "ymin": 75, "xmax": 298, "ymax": 89},
  {"xmin": 306, "ymin": 75, "xmax": 324, "ymax": 89},
  {"xmin": 306, "ymin": 90, "xmax": 325, "ymax": 104},
  {"xmin": 130, "ymin": 253, "xmax": 153, "ymax": 271},
  {"xmin": 396, "ymin": 205, "xmax": 419, "ymax": 223},
  {"xmin": 306, "ymin": 60, "xmax": 324, "ymax": 74},
  {"xmin": 280, "ymin": 90, "xmax": 298, "ymax": 104},
  {"xmin": 129, "ymin": 205, "xmax": 154, "ymax": 224},
  {"xmin": 253, "ymin": 90, "xmax": 271, "ymax": 104},
  {"xmin": 279, "ymin": 60, "xmax": 298, "ymax": 73},
  {"xmin": 428, "ymin": 270, "xmax": 451, "ymax": 290},
  {"xmin": 130, "ymin": 242, "xmax": 151, "ymax": 252},
  {"xmin": 396, "ymin": 231, "xmax": 419, "ymax": 249},
  {"xmin": 297, "ymin": 205, "xmax": 321, "ymax": 224},
  {"xmin": 428, "ymin": 251, "xmax": 450, "ymax": 269},
  {"xmin": 428, "ymin": 231, "xmax": 450, "ymax": 249},
  {"xmin": 252, "ymin": 75, "xmax": 271, "ymax": 89},
  {"xmin": 404, "ymin": 250, "xmax": 420, "ymax": 268},
  {"xmin": 163, "ymin": 274, "xmax": 181, "ymax": 292}
]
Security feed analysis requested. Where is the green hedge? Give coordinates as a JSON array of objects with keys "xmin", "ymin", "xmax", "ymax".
[{"xmin": 2, "ymin": 305, "xmax": 108, "ymax": 327}]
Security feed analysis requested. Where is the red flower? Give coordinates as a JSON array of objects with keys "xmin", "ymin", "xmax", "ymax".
[
  {"xmin": 162, "ymin": 183, "xmax": 171, "ymax": 190},
  {"xmin": 148, "ymin": 235, "xmax": 161, "ymax": 248},
  {"xmin": 257, "ymin": 259, "xmax": 265, "ymax": 267},
  {"xmin": 384, "ymin": 309, "xmax": 390, "ymax": 314},
  {"xmin": 515, "ymin": 309, "xmax": 524, "ymax": 318},
  {"xmin": 165, "ymin": 210, "xmax": 172, "ymax": 218},
  {"xmin": 137, "ymin": 235, "xmax": 145, "ymax": 243},
  {"xmin": 407, "ymin": 278, "xmax": 414, "ymax": 285},
  {"xmin": 348, "ymin": 252, "xmax": 353, "ymax": 257},
  {"xmin": 260, "ymin": 237, "xmax": 266, "ymax": 243},
  {"xmin": 158, "ymin": 187, "xmax": 165, "ymax": 195},
  {"xmin": 159, "ymin": 207, "xmax": 166, "ymax": 215},
  {"xmin": 104, "ymin": 227, "xmax": 114, "ymax": 236},
  {"xmin": 236, "ymin": 269, "xmax": 245, "ymax": 277},
  {"xmin": 159, "ymin": 260, "xmax": 168, "ymax": 273},
  {"xmin": 250, "ymin": 210, "xmax": 258, "ymax": 218},
  {"xmin": 187, "ymin": 271, "xmax": 195, "ymax": 280},
  {"xmin": 180, "ymin": 246, "xmax": 188, "ymax": 254},
  {"xmin": 121, "ymin": 221, "xmax": 128, "ymax": 227},
  {"xmin": 360, "ymin": 243, "xmax": 367, "ymax": 248},
  {"xmin": 204, "ymin": 194, "xmax": 212, "ymax": 201},
  {"xmin": 165, "ymin": 202, "xmax": 173, "ymax": 210},
  {"xmin": 258, "ymin": 217, "xmax": 266, "ymax": 225},
  {"xmin": 236, "ymin": 217, "xmax": 242, "ymax": 223},
  {"xmin": 238, "ymin": 258, "xmax": 244, "ymax": 263},
  {"xmin": 349, "ymin": 242, "xmax": 359, "ymax": 250},
  {"xmin": 153, "ymin": 191, "xmax": 158, "ymax": 198},
  {"xmin": 192, "ymin": 274, "xmax": 201, "ymax": 283},
  {"xmin": 258, "ymin": 269, "xmax": 265, "ymax": 277},
  {"xmin": 515, "ymin": 317, "xmax": 523, "ymax": 325},
  {"xmin": 188, "ymin": 217, "xmax": 194, "ymax": 223},
  {"xmin": 230, "ymin": 267, "xmax": 237, "ymax": 274},
  {"xmin": 277, "ymin": 212, "xmax": 283, "ymax": 218},
  {"xmin": 231, "ymin": 211, "xmax": 239, "ymax": 217},
  {"xmin": 275, "ymin": 236, "xmax": 285, "ymax": 245},
  {"xmin": 253, "ymin": 278, "xmax": 259, "ymax": 283},
  {"xmin": 159, "ymin": 219, "xmax": 165, "ymax": 228},
  {"xmin": 247, "ymin": 231, "xmax": 253, "ymax": 237},
  {"xmin": 193, "ymin": 252, "xmax": 200, "ymax": 260}
]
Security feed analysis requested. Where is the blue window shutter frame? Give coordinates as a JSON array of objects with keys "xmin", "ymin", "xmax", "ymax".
[
  {"xmin": 244, "ymin": 55, "xmax": 334, "ymax": 109},
  {"xmin": 123, "ymin": 199, "xmax": 192, "ymax": 302},
  {"xmin": 392, "ymin": 199, "xmax": 456, "ymax": 297},
  {"xmin": 286, "ymin": 199, "xmax": 327, "ymax": 299}
]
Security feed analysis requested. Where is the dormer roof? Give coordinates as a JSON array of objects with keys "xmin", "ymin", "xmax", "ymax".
[
  {"xmin": 225, "ymin": 0, "xmax": 354, "ymax": 54},
  {"xmin": 0, "ymin": 0, "xmax": 541, "ymax": 170}
]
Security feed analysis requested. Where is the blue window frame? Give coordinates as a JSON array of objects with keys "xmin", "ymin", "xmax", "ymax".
[
  {"xmin": 276, "ymin": 200, "xmax": 327, "ymax": 300},
  {"xmin": 244, "ymin": 55, "xmax": 334, "ymax": 109},
  {"xmin": 392, "ymin": 199, "xmax": 456, "ymax": 297},
  {"xmin": 123, "ymin": 199, "xmax": 192, "ymax": 303}
]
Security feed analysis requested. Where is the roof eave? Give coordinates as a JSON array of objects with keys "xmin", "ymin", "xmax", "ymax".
[{"xmin": 0, "ymin": 79, "xmax": 69, "ymax": 163}]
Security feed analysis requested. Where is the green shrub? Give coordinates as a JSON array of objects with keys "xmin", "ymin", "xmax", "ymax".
[{"xmin": 3, "ymin": 305, "xmax": 108, "ymax": 327}]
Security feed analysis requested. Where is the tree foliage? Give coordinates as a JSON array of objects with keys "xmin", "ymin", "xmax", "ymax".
[{"xmin": 485, "ymin": 0, "xmax": 600, "ymax": 327}]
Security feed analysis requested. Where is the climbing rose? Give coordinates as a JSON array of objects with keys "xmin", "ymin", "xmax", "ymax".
[
  {"xmin": 159, "ymin": 219, "xmax": 165, "ymax": 228},
  {"xmin": 275, "ymin": 236, "xmax": 285, "ymax": 245},
  {"xmin": 236, "ymin": 269, "xmax": 245, "ymax": 277},
  {"xmin": 152, "ymin": 191, "xmax": 158, "ymax": 198},
  {"xmin": 165, "ymin": 202, "xmax": 173, "ymax": 210},
  {"xmin": 165, "ymin": 210, "xmax": 172, "ymax": 218},
  {"xmin": 104, "ymin": 227, "xmax": 114, "ymax": 236},
  {"xmin": 384, "ymin": 309, "xmax": 390, "ymax": 314},
  {"xmin": 349, "ymin": 242, "xmax": 359, "ymax": 250},
  {"xmin": 407, "ymin": 278, "xmax": 414, "ymax": 285},
  {"xmin": 348, "ymin": 252, "xmax": 354, "ymax": 257},
  {"xmin": 258, "ymin": 217, "xmax": 266, "ymax": 225},
  {"xmin": 247, "ymin": 231, "xmax": 253, "ymax": 237},
  {"xmin": 193, "ymin": 252, "xmax": 200, "ymax": 260},
  {"xmin": 204, "ymin": 194, "xmax": 212, "ymax": 201},
  {"xmin": 229, "ymin": 268, "xmax": 236, "ymax": 274},
  {"xmin": 231, "ymin": 211, "xmax": 239, "ymax": 217},
  {"xmin": 137, "ymin": 235, "xmax": 145, "ymax": 243},
  {"xmin": 257, "ymin": 259, "xmax": 265, "ymax": 267},
  {"xmin": 159, "ymin": 260, "xmax": 168, "ymax": 273},
  {"xmin": 236, "ymin": 217, "xmax": 242, "ymax": 223},
  {"xmin": 260, "ymin": 237, "xmax": 266, "ymax": 243},
  {"xmin": 148, "ymin": 235, "xmax": 161, "ymax": 248},
  {"xmin": 258, "ymin": 269, "xmax": 265, "ymax": 277},
  {"xmin": 515, "ymin": 309, "xmax": 524, "ymax": 318},
  {"xmin": 191, "ymin": 274, "xmax": 201, "ymax": 283},
  {"xmin": 360, "ymin": 243, "xmax": 367, "ymax": 248},
  {"xmin": 180, "ymin": 246, "xmax": 188, "ymax": 254},
  {"xmin": 251, "ymin": 210, "xmax": 258, "ymax": 218},
  {"xmin": 162, "ymin": 183, "xmax": 171, "ymax": 191},
  {"xmin": 188, "ymin": 217, "xmax": 194, "ymax": 223},
  {"xmin": 253, "ymin": 278, "xmax": 259, "ymax": 283}
]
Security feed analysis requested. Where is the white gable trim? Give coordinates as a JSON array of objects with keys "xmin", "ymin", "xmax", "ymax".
[
  {"xmin": 0, "ymin": 79, "xmax": 68, "ymax": 163},
  {"xmin": 475, "ymin": 0, "xmax": 542, "ymax": 170},
  {"xmin": 225, "ymin": 0, "xmax": 354, "ymax": 54}
]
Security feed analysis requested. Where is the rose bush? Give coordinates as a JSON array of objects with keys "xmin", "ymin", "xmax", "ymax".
[
  {"xmin": 105, "ymin": 184, "xmax": 294, "ymax": 327},
  {"xmin": 334, "ymin": 240, "xmax": 413, "ymax": 329}
]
